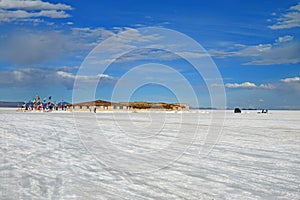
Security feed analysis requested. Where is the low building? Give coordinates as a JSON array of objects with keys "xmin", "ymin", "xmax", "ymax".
[{"xmin": 67, "ymin": 100, "xmax": 189, "ymax": 112}]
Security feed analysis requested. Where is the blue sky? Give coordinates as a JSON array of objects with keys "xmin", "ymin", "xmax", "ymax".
[{"xmin": 0, "ymin": 0, "xmax": 299, "ymax": 109}]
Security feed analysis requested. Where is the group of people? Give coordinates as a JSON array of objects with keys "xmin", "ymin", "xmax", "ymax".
[{"xmin": 20, "ymin": 95, "xmax": 67, "ymax": 112}]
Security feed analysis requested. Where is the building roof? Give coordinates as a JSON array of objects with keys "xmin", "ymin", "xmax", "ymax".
[
  {"xmin": 68, "ymin": 100, "xmax": 121, "ymax": 106},
  {"xmin": 68, "ymin": 100, "xmax": 189, "ymax": 109}
]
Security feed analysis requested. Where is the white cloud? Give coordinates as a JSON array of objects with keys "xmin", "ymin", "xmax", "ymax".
[
  {"xmin": 0, "ymin": 26, "xmax": 117, "ymax": 65},
  {"xmin": 0, "ymin": 0, "xmax": 72, "ymax": 23},
  {"xmin": 211, "ymin": 77, "xmax": 300, "ymax": 95},
  {"xmin": 0, "ymin": 68, "xmax": 116, "ymax": 90},
  {"xmin": 225, "ymin": 82, "xmax": 257, "ymax": 89},
  {"xmin": 82, "ymin": 28, "xmax": 174, "ymax": 66},
  {"xmin": 0, "ymin": 30, "xmax": 73, "ymax": 65},
  {"xmin": 117, "ymin": 28, "xmax": 162, "ymax": 43},
  {"xmin": 235, "ymin": 44, "xmax": 272, "ymax": 57},
  {"xmin": 258, "ymin": 83, "xmax": 276, "ymax": 89},
  {"xmin": 1, "ymin": 26, "xmax": 186, "ymax": 66},
  {"xmin": 175, "ymin": 51, "xmax": 209, "ymax": 58},
  {"xmin": 208, "ymin": 49, "xmax": 235, "ymax": 58},
  {"xmin": 71, "ymin": 27, "xmax": 114, "ymax": 39},
  {"xmin": 222, "ymin": 82, "xmax": 276, "ymax": 89},
  {"xmin": 97, "ymin": 74, "xmax": 113, "ymax": 79},
  {"xmin": 0, "ymin": 27, "xmax": 166, "ymax": 66},
  {"xmin": 93, "ymin": 28, "xmax": 162, "ymax": 54},
  {"xmin": 275, "ymin": 35, "xmax": 294, "ymax": 44},
  {"xmin": 209, "ymin": 3, "xmax": 300, "ymax": 65},
  {"xmin": 281, "ymin": 76, "xmax": 300, "ymax": 83},
  {"xmin": 277, "ymin": 76, "xmax": 300, "ymax": 92},
  {"xmin": 269, "ymin": 2, "xmax": 300, "ymax": 29},
  {"xmin": 55, "ymin": 71, "xmax": 116, "ymax": 89},
  {"xmin": 210, "ymin": 35, "xmax": 300, "ymax": 65},
  {"xmin": 0, "ymin": 9, "xmax": 70, "ymax": 23},
  {"xmin": 244, "ymin": 42, "xmax": 300, "ymax": 65},
  {"xmin": 0, "ymin": 68, "xmax": 55, "ymax": 86},
  {"xmin": 57, "ymin": 71, "xmax": 114, "ymax": 81},
  {"xmin": 0, "ymin": 0, "xmax": 72, "ymax": 10},
  {"xmin": 89, "ymin": 28, "xmax": 211, "ymax": 64}
]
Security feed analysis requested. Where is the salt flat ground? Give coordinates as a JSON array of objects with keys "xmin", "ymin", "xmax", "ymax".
[{"xmin": 0, "ymin": 109, "xmax": 299, "ymax": 199}]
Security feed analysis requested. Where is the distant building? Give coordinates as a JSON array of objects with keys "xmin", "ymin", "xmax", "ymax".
[{"xmin": 67, "ymin": 100, "xmax": 189, "ymax": 112}]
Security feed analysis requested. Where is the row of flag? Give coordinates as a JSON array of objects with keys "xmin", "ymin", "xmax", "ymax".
[
  {"xmin": 25, "ymin": 95, "xmax": 64, "ymax": 105},
  {"xmin": 23, "ymin": 94, "xmax": 66, "ymax": 110}
]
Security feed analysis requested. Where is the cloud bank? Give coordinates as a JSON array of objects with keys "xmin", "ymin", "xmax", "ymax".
[
  {"xmin": 269, "ymin": 2, "xmax": 300, "ymax": 29},
  {"xmin": 0, "ymin": 27, "xmax": 117, "ymax": 65},
  {"xmin": 210, "ymin": 35, "xmax": 300, "ymax": 65},
  {"xmin": 0, "ymin": 0, "xmax": 72, "ymax": 23},
  {"xmin": 0, "ymin": 68, "xmax": 116, "ymax": 90}
]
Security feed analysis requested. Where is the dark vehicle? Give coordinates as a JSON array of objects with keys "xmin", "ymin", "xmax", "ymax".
[{"xmin": 234, "ymin": 108, "xmax": 241, "ymax": 113}]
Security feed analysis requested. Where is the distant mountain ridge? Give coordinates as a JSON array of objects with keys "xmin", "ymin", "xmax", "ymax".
[{"xmin": 0, "ymin": 101, "xmax": 23, "ymax": 107}]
